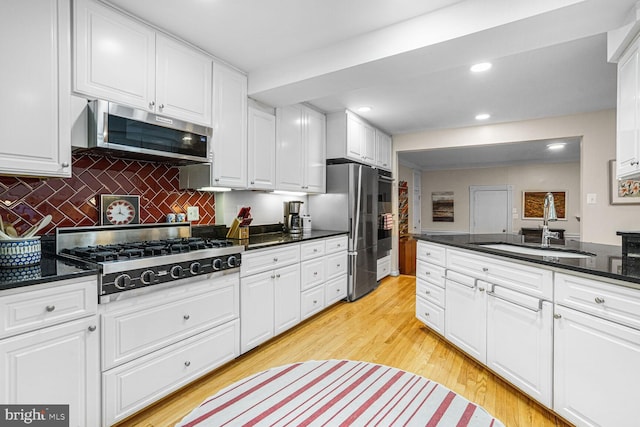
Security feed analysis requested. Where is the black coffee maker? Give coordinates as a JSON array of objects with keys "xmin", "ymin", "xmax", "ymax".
[{"xmin": 284, "ymin": 201, "xmax": 303, "ymax": 235}]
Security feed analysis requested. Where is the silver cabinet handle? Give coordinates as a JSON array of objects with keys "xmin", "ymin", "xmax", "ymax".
[
  {"xmin": 482, "ymin": 267, "xmax": 489, "ymax": 272},
  {"xmin": 479, "ymin": 287, "xmax": 485, "ymax": 292},
  {"xmin": 313, "ymin": 271, "xmax": 318, "ymax": 276},
  {"xmin": 46, "ymin": 305, "xmax": 55, "ymax": 312},
  {"xmin": 445, "ymin": 277, "xmax": 476, "ymax": 289},
  {"xmin": 276, "ymin": 273, "xmax": 281, "ymax": 278},
  {"xmin": 631, "ymin": 160, "xmax": 639, "ymax": 166},
  {"xmin": 313, "ymin": 248, "xmax": 318, "ymax": 253},
  {"xmin": 594, "ymin": 297, "xmax": 605, "ymax": 304},
  {"xmin": 159, "ymin": 104, "xmax": 165, "ymax": 110},
  {"xmin": 487, "ymin": 284, "xmax": 544, "ymax": 312},
  {"xmin": 184, "ymin": 361, "xmax": 191, "ymax": 367},
  {"xmin": 424, "ymin": 271, "xmax": 430, "ymax": 276},
  {"xmin": 61, "ymin": 162, "xmax": 69, "ymax": 168},
  {"xmin": 554, "ymin": 314, "xmax": 562, "ymax": 319},
  {"xmin": 149, "ymin": 101, "xmax": 155, "ymax": 109},
  {"xmin": 336, "ymin": 289, "xmax": 341, "ymax": 293},
  {"xmin": 250, "ymin": 181, "xmax": 255, "ymax": 184},
  {"xmin": 88, "ymin": 325, "xmax": 97, "ymax": 332},
  {"xmin": 273, "ymin": 257, "xmax": 278, "ymax": 262},
  {"xmin": 425, "ymin": 252, "xmax": 431, "ymax": 256},
  {"xmin": 271, "ymin": 274, "xmax": 275, "ymax": 279},
  {"xmin": 313, "ymin": 300, "xmax": 318, "ymax": 304},
  {"xmin": 424, "ymin": 312, "xmax": 430, "ymax": 317},
  {"xmin": 183, "ymin": 314, "xmax": 190, "ymax": 320}
]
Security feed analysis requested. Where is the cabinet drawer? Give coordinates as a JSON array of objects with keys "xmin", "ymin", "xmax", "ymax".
[
  {"xmin": 241, "ymin": 245, "xmax": 300, "ymax": 277},
  {"xmin": 103, "ymin": 320, "xmax": 239, "ymax": 426},
  {"xmin": 301, "ymin": 258, "xmax": 325, "ymax": 291},
  {"xmin": 417, "ymin": 241, "xmax": 446, "ymax": 266},
  {"xmin": 555, "ymin": 273, "xmax": 640, "ymax": 330},
  {"xmin": 0, "ymin": 278, "xmax": 97, "ymax": 338},
  {"xmin": 102, "ymin": 278, "xmax": 238, "ymax": 369},
  {"xmin": 416, "ymin": 260, "xmax": 445, "ymax": 288},
  {"xmin": 325, "ymin": 275, "xmax": 347, "ymax": 306},
  {"xmin": 325, "ymin": 235, "xmax": 348, "ymax": 253},
  {"xmin": 326, "ymin": 251, "xmax": 348, "ymax": 280},
  {"xmin": 416, "ymin": 279, "xmax": 445, "ymax": 307},
  {"xmin": 416, "ymin": 295, "xmax": 444, "ymax": 335},
  {"xmin": 300, "ymin": 240, "xmax": 325, "ymax": 260},
  {"xmin": 377, "ymin": 255, "xmax": 391, "ymax": 281},
  {"xmin": 448, "ymin": 248, "xmax": 552, "ymax": 299},
  {"xmin": 301, "ymin": 286, "xmax": 325, "ymax": 320}
]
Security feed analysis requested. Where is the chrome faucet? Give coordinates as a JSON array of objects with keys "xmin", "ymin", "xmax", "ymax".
[{"xmin": 541, "ymin": 192, "xmax": 559, "ymax": 248}]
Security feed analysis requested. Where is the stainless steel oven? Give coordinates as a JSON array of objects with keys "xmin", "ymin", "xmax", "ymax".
[{"xmin": 377, "ymin": 170, "xmax": 393, "ymax": 259}]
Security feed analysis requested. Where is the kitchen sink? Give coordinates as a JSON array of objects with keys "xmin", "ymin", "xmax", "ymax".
[{"xmin": 479, "ymin": 243, "xmax": 594, "ymax": 259}]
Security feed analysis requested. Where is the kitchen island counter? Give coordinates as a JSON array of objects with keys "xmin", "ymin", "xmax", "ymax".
[{"xmin": 413, "ymin": 233, "xmax": 638, "ymax": 288}]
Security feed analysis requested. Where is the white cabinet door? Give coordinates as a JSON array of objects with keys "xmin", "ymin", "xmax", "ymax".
[
  {"xmin": 240, "ymin": 270, "xmax": 274, "ymax": 353},
  {"xmin": 274, "ymin": 264, "xmax": 301, "ymax": 335},
  {"xmin": 362, "ymin": 123, "xmax": 376, "ymax": 164},
  {"xmin": 212, "ymin": 62, "xmax": 248, "ymax": 188},
  {"xmin": 486, "ymin": 289, "xmax": 552, "ymax": 408},
  {"xmin": 0, "ymin": 0, "xmax": 71, "ymax": 178},
  {"xmin": 444, "ymin": 276, "xmax": 486, "ymax": 363},
  {"xmin": 156, "ymin": 34, "xmax": 212, "ymax": 126},
  {"xmin": 0, "ymin": 316, "xmax": 100, "ymax": 427},
  {"xmin": 304, "ymin": 107, "xmax": 326, "ymax": 193},
  {"xmin": 554, "ymin": 305, "xmax": 640, "ymax": 426},
  {"xmin": 248, "ymin": 107, "xmax": 276, "ymax": 190},
  {"xmin": 346, "ymin": 113, "xmax": 363, "ymax": 160},
  {"xmin": 276, "ymin": 105, "xmax": 305, "ymax": 191},
  {"xmin": 375, "ymin": 130, "xmax": 392, "ymax": 170},
  {"xmin": 73, "ymin": 0, "xmax": 155, "ymax": 110},
  {"xmin": 617, "ymin": 42, "xmax": 640, "ymax": 179}
]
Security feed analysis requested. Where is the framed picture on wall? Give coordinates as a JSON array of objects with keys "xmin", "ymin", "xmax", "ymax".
[
  {"xmin": 522, "ymin": 191, "xmax": 566, "ymax": 220},
  {"xmin": 609, "ymin": 160, "xmax": 640, "ymax": 205}
]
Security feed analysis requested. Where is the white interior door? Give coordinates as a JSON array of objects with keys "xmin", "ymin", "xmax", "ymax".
[
  {"xmin": 412, "ymin": 170, "xmax": 421, "ymax": 233},
  {"xmin": 470, "ymin": 185, "xmax": 512, "ymax": 233}
]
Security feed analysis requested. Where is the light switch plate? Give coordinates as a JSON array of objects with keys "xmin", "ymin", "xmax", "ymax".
[{"xmin": 187, "ymin": 206, "xmax": 199, "ymax": 221}]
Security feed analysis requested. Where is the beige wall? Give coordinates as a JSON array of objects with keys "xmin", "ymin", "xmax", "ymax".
[
  {"xmin": 420, "ymin": 162, "xmax": 580, "ymax": 235},
  {"xmin": 392, "ymin": 109, "xmax": 639, "ymax": 246}
]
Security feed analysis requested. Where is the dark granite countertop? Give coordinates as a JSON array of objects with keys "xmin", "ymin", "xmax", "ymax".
[
  {"xmin": 413, "ymin": 233, "xmax": 638, "ymax": 288},
  {"xmin": 0, "ymin": 252, "xmax": 98, "ymax": 294},
  {"xmin": 242, "ymin": 230, "xmax": 348, "ymax": 250}
]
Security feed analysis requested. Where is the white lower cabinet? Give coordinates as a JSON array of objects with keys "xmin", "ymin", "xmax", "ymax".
[
  {"xmin": 103, "ymin": 320, "xmax": 239, "ymax": 425},
  {"xmin": 240, "ymin": 263, "xmax": 301, "ymax": 353},
  {"xmin": 416, "ymin": 295, "xmax": 445, "ymax": 335},
  {"xmin": 301, "ymin": 285, "xmax": 326, "ymax": 319},
  {"xmin": 486, "ymin": 287, "xmax": 553, "ymax": 407},
  {"xmin": 444, "ymin": 273, "xmax": 487, "ymax": 363},
  {"xmin": 101, "ymin": 273, "xmax": 240, "ymax": 425},
  {"xmin": 0, "ymin": 315, "xmax": 100, "ymax": 427}
]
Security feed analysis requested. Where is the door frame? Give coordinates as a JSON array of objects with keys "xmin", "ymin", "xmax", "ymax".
[{"xmin": 469, "ymin": 185, "xmax": 513, "ymax": 234}]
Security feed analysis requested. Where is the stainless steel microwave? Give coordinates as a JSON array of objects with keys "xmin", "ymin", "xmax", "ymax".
[{"xmin": 86, "ymin": 100, "xmax": 211, "ymax": 164}]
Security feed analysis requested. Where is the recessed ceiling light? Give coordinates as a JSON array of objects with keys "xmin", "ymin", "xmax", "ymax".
[
  {"xmin": 546, "ymin": 142, "xmax": 566, "ymax": 150},
  {"xmin": 357, "ymin": 106, "xmax": 372, "ymax": 113},
  {"xmin": 475, "ymin": 113, "xmax": 490, "ymax": 121},
  {"xmin": 470, "ymin": 62, "xmax": 492, "ymax": 73}
]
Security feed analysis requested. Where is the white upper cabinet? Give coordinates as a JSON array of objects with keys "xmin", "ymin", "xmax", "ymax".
[
  {"xmin": 616, "ymin": 41, "xmax": 640, "ymax": 178},
  {"xmin": 211, "ymin": 62, "xmax": 248, "ymax": 188},
  {"xmin": 276, "ymin": 104, "xmax": 326, "ymax": 193},
  {"xmin": 327, "ymin": 110, "xmax": 390, "ymax": 170},
  {"xmin": 248, "ymin": 106, "xmax": 276, "ymax": 190},
  {"xmin": 375, "ymin": 130, "xmax": 392, "ymax": 171},
  {"xmin": 0, "ymin": 0, "xmax": 72, "ymax": 178},
  {"xmin": 73, "ymin": 0, "xmax": 212, "ymax": 126}
]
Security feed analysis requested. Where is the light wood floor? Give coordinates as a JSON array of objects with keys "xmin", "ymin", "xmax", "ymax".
[{"xmin": 117, "ymin": 275, "xmax": 572, "ymax": 427}]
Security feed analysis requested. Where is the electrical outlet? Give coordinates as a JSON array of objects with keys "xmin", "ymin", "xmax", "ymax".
[{"xmin": 186, "ymin": 206, "xmax": 199, "ymax": 221}]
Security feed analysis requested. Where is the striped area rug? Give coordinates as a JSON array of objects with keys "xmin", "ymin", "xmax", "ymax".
[{"xmin": 176, "ymin": 360, "xmax": 505, "ymax": 426}]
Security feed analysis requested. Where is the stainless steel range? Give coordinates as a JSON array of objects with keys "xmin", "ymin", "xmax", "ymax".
[{"xmin": 56, "ymin": 223, "xmax": 243, "ymax": 303}]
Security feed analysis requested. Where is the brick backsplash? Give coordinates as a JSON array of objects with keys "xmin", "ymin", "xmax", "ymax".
[{"xmin": 0, "ymin": 153, "xmax": 215, "ymax": 236}]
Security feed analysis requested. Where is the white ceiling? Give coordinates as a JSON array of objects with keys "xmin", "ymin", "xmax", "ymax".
[{"xmin": 104, "ymin": 0, "xmax": 635, "ymax": 166}]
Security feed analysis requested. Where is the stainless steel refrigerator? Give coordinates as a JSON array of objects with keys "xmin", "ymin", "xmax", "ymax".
[{"xmin": 309, "ymin": 163, "xmax": 378, "ymax": 301}]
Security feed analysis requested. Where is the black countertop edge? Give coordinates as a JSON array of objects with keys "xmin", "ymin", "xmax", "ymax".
[
  {"xmin": 0, "ymin": 252, "xmax": 98, "ymax": 293},
  {"xmin": 240, "ymin": 230, "xmax": 348, "ymax": 250},
  {"xmin": 412, "ymin": 233, "xmax": 640, "ymax": 288}
]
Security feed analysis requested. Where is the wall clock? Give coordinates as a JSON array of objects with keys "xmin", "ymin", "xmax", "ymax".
[{"xmin": 100, "ymin": 195, "xmax": 140, "ymax": 226}]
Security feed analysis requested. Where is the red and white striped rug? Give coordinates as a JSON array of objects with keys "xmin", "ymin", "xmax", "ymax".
[{"xmin": 176, "ymin": 360, "xmax": 505, "ymax": 426}]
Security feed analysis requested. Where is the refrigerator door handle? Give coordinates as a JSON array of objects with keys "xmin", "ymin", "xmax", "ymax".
[
  {"xmin": 353, "ymin": 165, "xmax": 362, "ymax": 246},
  {"xmin": 348, "ymin": 252, "xmax": 357, "ymax": 276}
]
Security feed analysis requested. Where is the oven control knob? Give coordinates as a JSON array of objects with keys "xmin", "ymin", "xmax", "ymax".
[
  {"xmin": 140, "ymin": 270, "xmax": 155, "ymax": 285},
  {"xmin": 212, "ymin": 258, "xmax": 222, "ymax": 271},
  {"xmin": 227, "ymin": 255, "xmax": 237, "ymax": 268},
  {"xmin": 190, "ymin": 262, "xmax": 202, "ymax": 275},
  {"xmin": 114, "ymin": 274, "xmax": 132, "ymax": 289},
  {"xmin": 170, "ymin": 265, "xmax": 184, "ymax": 279}
]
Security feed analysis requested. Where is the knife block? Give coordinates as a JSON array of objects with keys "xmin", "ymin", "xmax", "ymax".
[{"xmin": 226, "ymin": 218, "xmax": 249, "ymax": 239}]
